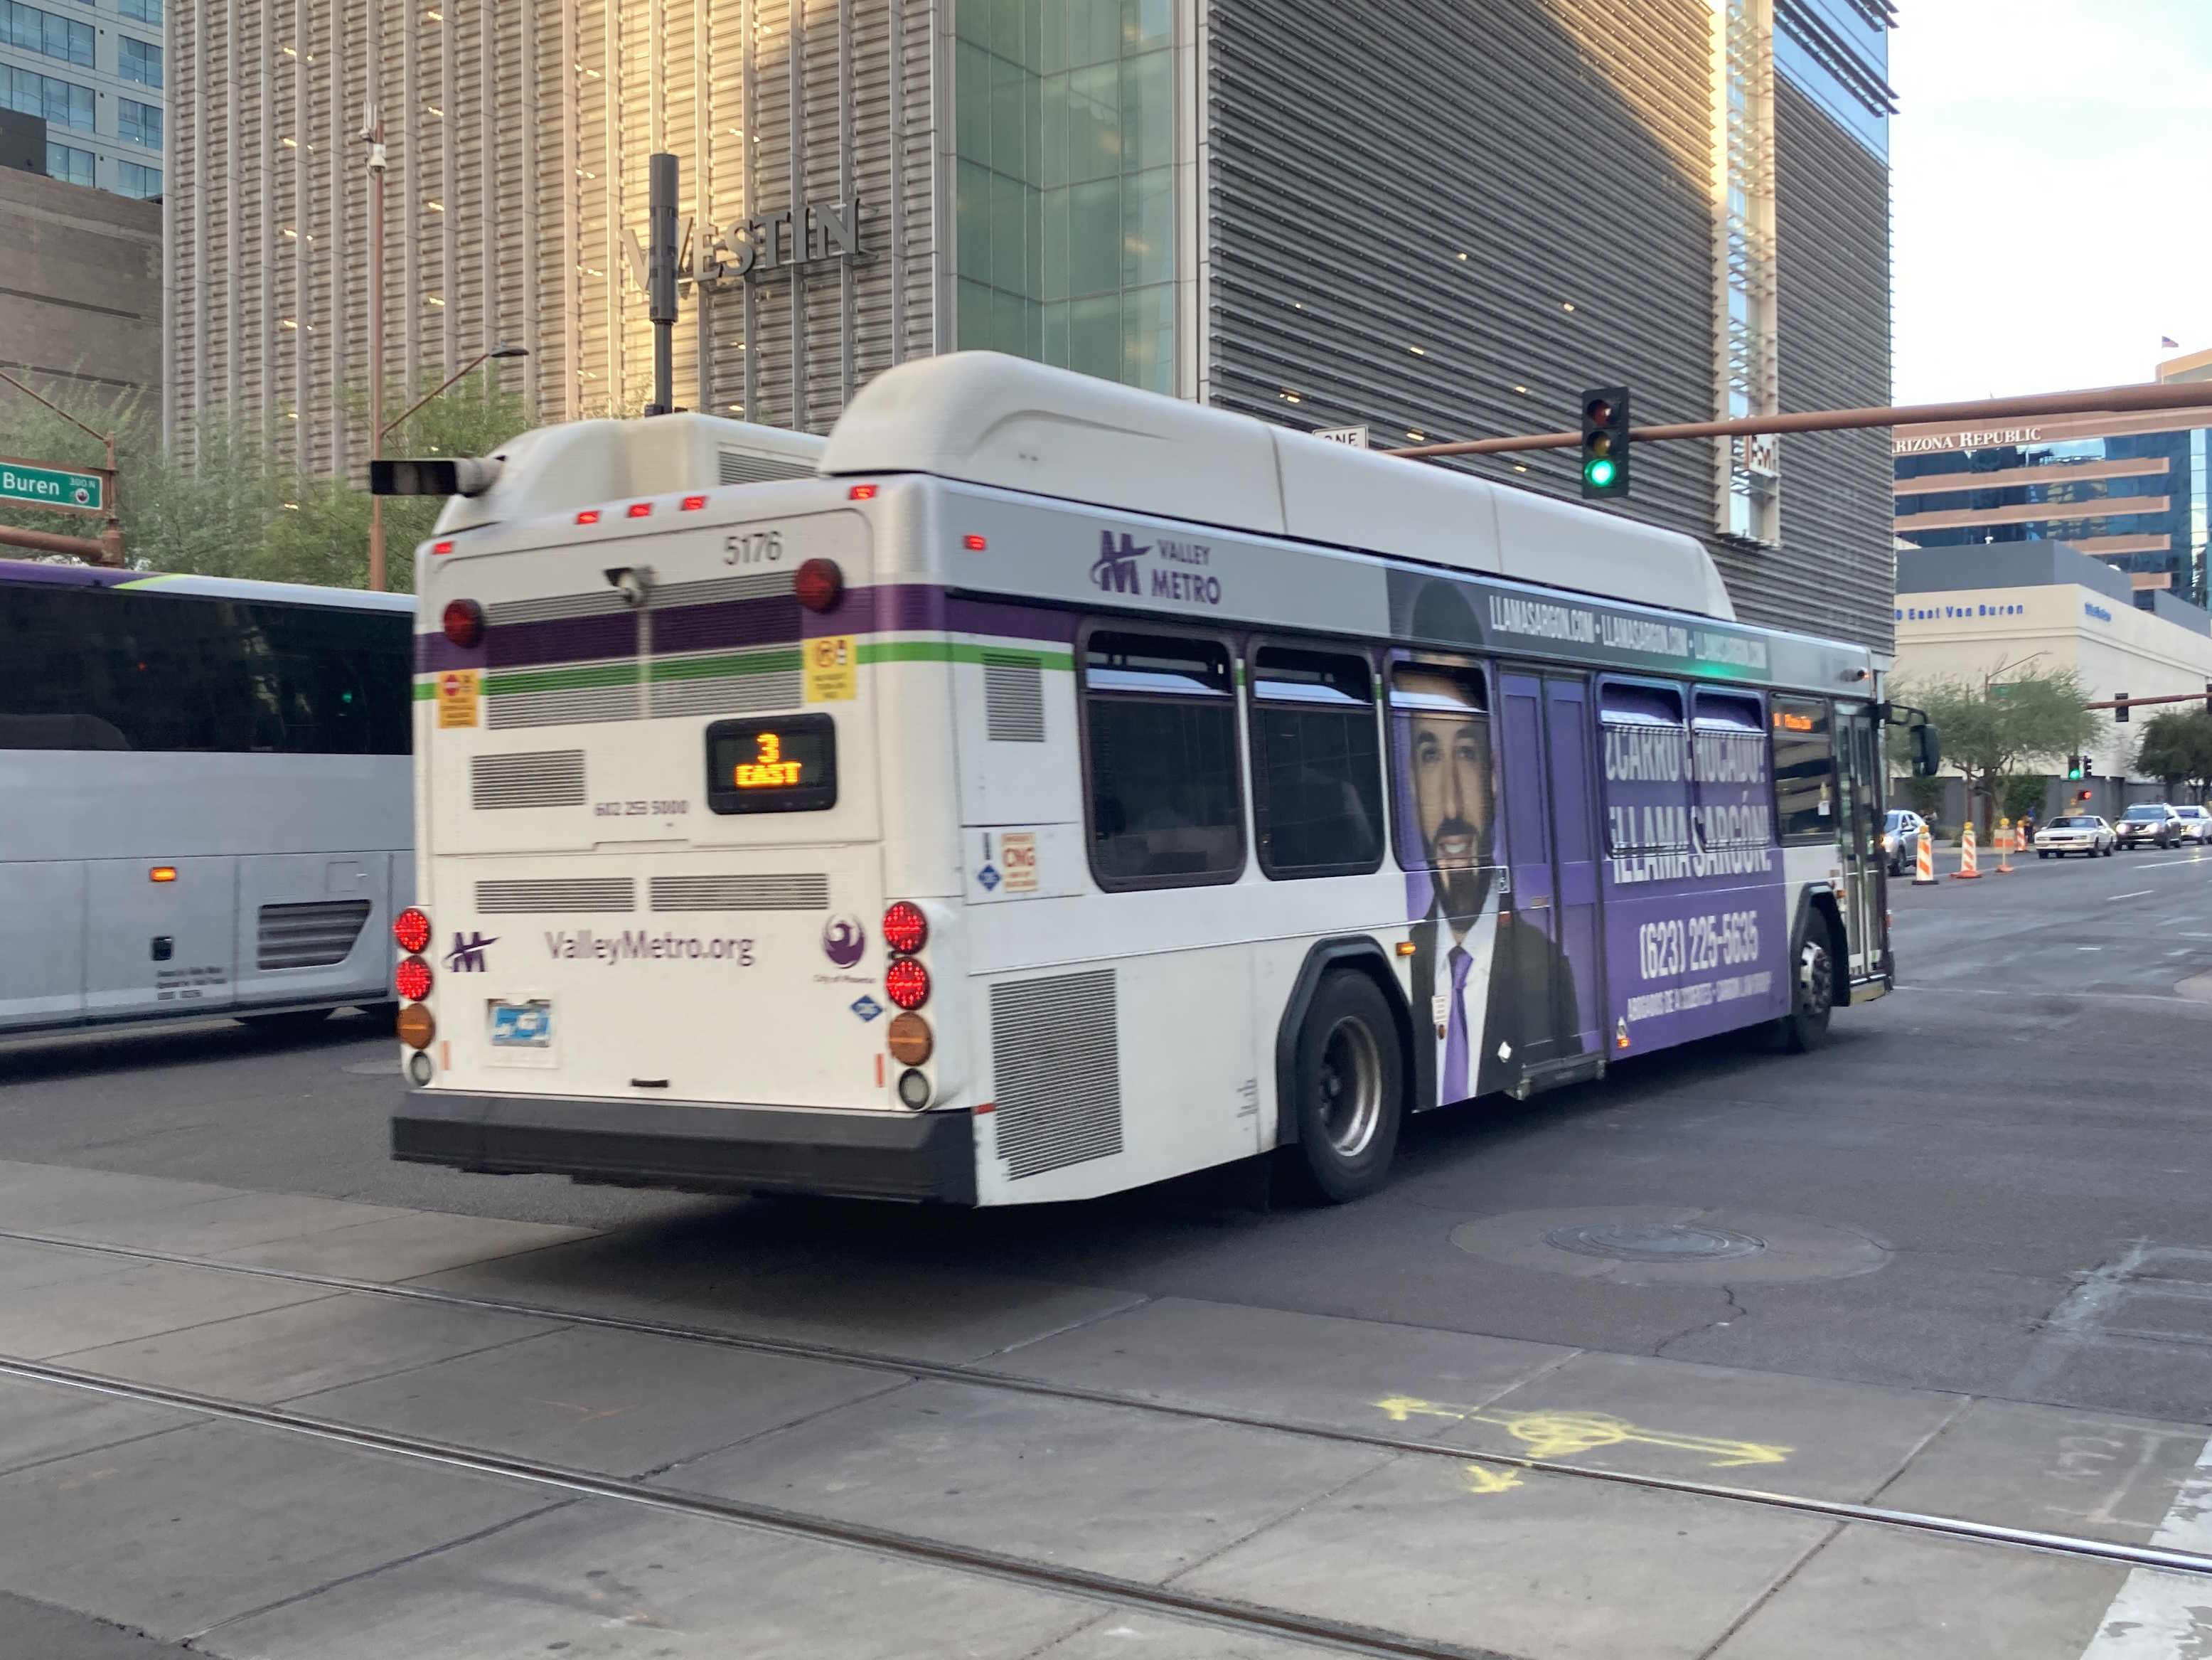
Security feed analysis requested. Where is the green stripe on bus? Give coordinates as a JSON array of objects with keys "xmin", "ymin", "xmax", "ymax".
[
  {"xmin": 413, "ymin": 681, "xmax": 435, "ymax": 701},
  {"xmin": 858, "ymin": 640, "xmax": 1074, "ymax": 671},
  {"xmin": 482, "ymin": 661, "xmax": 643, "ymax": 696}
]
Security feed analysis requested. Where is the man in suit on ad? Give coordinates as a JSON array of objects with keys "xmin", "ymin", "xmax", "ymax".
[{"xmin": 1398, "ymin": 587, "xmax": 1585, "ymax": 1107}]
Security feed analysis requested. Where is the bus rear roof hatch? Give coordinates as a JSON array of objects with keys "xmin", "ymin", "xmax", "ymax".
[{"xmin": 429, "ymin": 413, "xmax": 827, "ymax": 538}]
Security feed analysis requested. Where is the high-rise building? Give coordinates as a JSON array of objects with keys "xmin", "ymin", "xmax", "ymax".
[
  {"xmin": 1893, "ymin": 349, "xmax": 2212, "ymax": 610},
  {"xmin": 0, "ymin": 0, "xmax": 166, "ymax": 198},
  {"xmin": 167, "ymin": 0, "xmax": 1895, "ymax": 650}
]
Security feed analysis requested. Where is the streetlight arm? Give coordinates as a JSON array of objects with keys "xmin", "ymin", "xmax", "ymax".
[
  {"xmin": 0, "ymin": 367, "xmax": 115, "ymax": 451},
  {"xmin": 380, "ymin": 350, "xmax": 495, "ymax": 444}
]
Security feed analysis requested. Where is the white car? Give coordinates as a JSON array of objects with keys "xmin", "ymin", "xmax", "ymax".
[
  {"xmin": 2173, "ymin": 805, "xmax": 2212, "ymax": 845},
  {"xmin": 2034, "ymin": 814, "xmax": 2115, "ymax": 858}
]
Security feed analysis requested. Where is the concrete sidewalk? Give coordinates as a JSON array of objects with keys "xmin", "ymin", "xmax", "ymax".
[{"xmin": 0, "ymin": 1160, "xmax": 2201, "ymax": 1659}]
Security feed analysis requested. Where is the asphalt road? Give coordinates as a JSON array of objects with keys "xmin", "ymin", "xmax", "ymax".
[{"xmin": 4, "ymin": 844, "xmax": 2211, "ymax": 1424}]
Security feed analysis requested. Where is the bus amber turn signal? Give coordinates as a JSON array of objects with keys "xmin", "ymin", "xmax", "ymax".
[
  {"xmin": 395, "ymin": 1004, "xmax": 436, "ymax": 1050},
  {"xmin": 887, "ymin": 1012, "xmax": 933, "ymax": 1065}
]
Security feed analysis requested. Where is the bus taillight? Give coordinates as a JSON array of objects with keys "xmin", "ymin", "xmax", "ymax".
[
  {"xmin": 882, "ymin": 901, "xmax": 928, "ymax": 956},
  {"xmin": 395, "ymin": 956, "xmax": 434, "ymax": 1003},
  {"xmin": 441, "ymin": 600, "xmax": 485, "ymax": 648},
  {"xmin": 795, "ymin": 558, "xmax": 843, "ymax": 614},
  {"xmin": 885, "ymin": 957, "xmax": 929, "ymax": 1011},
  {"xmin": 393, "ymin": 908, "xmax": 432, "ymax": 954}
]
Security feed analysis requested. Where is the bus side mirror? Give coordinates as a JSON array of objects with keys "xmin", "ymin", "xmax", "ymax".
[{"xmin": 1911, "ymin": 723, "xmax": 1940, "ymax": 777}]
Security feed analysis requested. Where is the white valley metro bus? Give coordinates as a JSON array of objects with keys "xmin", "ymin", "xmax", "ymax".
[{"xmin": 390, "ymin": 353, "xmax": 1906, "ymax": 1206}]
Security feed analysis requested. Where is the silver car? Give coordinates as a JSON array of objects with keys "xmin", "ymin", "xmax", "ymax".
[
  {"xmin": 1881, "ymin": 809, "xmax": 1926, "ymax": 876},
  {"xmin": 2033, "ymin": 814, "xmax": 2114, "ymax": 858},
  {"xmin": 2173, "ymin": 805, "xmax": 2212, "ymax": 845},
  {"xmin": 2117, "ymin": 804, "xmax": 2184, "ymax": 849}
]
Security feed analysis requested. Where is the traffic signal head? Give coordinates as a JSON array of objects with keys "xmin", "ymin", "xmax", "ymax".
[
  {"xmin": 1579, "ymin": 386, "xmax": 1630, "ymax": 499},
  {"xmin": 2066, "ymin": 755, "xmax": 2083, "ymax": 781},
  {"xmin": 2115, "ymin": 691, "xmax": 2130, "ymax": 723}
]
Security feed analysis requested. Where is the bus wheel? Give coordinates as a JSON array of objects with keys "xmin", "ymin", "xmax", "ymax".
[
  {"xmin": 1284, "ymin": 972, "xmax": 1404, "ymax": 1203},
  {"xmin": 1775, "ymin": 920, "xmax": 1834, "ymax": 1054}
]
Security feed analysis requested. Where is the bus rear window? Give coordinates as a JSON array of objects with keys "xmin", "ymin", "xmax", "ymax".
[{"xmin": 706, "ymin": 714, "xmax": 838, "ymax": 814}]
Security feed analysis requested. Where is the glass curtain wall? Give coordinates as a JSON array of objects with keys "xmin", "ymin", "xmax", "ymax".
[{"xmin": 953, "ymin": 0, "xmax": 1177, "ymax": 393}]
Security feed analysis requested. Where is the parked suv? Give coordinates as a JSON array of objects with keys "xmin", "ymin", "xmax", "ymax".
[{"xmin": 2116, "ymin": 804, "xmax": 2184, "ymax": 849}]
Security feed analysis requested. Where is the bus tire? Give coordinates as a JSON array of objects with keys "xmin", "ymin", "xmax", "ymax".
[
  {"xmin": 1775, "ymin": 915, "xmax": 1835, "ymax": 1055},
  {"xmin": 1283, "ymin": 972, "xmax": 1404, "ymax": 1204}
]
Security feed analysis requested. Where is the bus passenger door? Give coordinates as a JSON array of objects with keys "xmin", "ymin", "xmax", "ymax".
[
  {"xmin": 1834, "ymin": 702, "xmax": 1883, "ymax": 982},
  {"xmin": 1496, "ymin": 671, "xmax": 1598, "ymax": 1070}
]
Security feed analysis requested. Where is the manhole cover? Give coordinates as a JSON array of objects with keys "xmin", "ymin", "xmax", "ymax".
[{"xmin": 1542, "ymin": 1222, "xmax": 1765, "ymax": 1263}]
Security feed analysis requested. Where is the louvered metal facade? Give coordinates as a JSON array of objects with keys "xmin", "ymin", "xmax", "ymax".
[
  {"xmin": 1203, "ymin": 0, "xmax": 1893, "ymax": 654},
  {"xmin": 169, "ymin": 0, "xmax": 1891, "ymax": 649},
  {"xmin": 166, "ymin": 0, "xmax": 939, "ymax": 475}
]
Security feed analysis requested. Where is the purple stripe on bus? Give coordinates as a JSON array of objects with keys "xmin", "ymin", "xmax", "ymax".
[
  {"xmin": 0, "ymin": 559, "xmax": 144, "ymax": 589},
  {"xmin": 413, "ymin": 584, "xmax": 1080, "ymax": 672},
  {"xmin": 654, "ymin": 594, "xmax": 802, "ymax": 654},
  {"xmin": 486, "ymin": 611, "xmax": 638, "ymax": 669}
]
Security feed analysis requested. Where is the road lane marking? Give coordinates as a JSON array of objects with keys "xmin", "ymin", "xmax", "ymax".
[
  {"xmin": 2110, "ymin": 890, "xmax": 2157, "ymax": 902},
  {"xmin": 2080, "ymin": 946, "xmax": 2105, "ymax": 952},
  {"xmin": 2079, "ymin": 1435, "xmax": 2212, "ymax": 1657}
]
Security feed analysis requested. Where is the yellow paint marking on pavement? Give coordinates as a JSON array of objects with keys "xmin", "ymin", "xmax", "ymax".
[
  {"xmin": 1376, "ymin": 1394, "xmax": 1790, "ymax": 1470},
  {"xmin": 1462, "ymin": 1464, "xmax": 1524, "ymax": 1494}
]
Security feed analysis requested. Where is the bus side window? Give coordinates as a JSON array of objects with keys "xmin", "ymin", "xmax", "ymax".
[
  {"xmin": 1081, "ymin": 629, "xmax": 1244, "ymax": 888},
  {"xmin": 1598, "ymin": 682, "xmax": 1689, "ymax": 857},
  {"xmin": 1249, "ymin": 645, "xmax": 1384, "ymax": 879},
  {"xmin": 1691, "ymin": 689, "xmax": 1770, "ymax": 848},
  {"xmin": 1770, "ymin": 697, "xmax": 1835, "ymax": 844},
  {"xmin": 1388, "ymin": 664, "xmax": 1494, "ymax": 873}
]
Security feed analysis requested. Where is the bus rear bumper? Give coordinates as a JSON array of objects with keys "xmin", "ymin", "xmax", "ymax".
[{"xmin": 392, "ymin": 1092, "xmax": 976, "ymax": 1204}]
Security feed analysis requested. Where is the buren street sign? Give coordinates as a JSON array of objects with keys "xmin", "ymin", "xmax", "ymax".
[{"xmin": 0, "ymin": 457, "xmax": 106, "ymax": 514}]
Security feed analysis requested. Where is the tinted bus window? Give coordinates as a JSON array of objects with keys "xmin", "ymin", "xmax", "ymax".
[
  {"xmin": 1249, "ymin": 645, "xmax": 1384, "ymax": 878},
  {"xmin": 1771, "ymin": 696, "xmax": 1835, "ymax": 842},
  {"xmin": 1692, "ymin": 689, "xmax": 1771, "ymax": 848},
  {"xmin": 1083, "ymin": 629, "xmax": 1244, "ymax": 887},
  {"xmin": 1599, "ymin": 682, "xmax": 1689, "ymax": 855},
  {"xmin": 0, "ymin": 585, "xmax": 412, "ymax": 755}
]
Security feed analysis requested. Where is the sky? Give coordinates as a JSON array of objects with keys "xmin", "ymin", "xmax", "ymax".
[{"xmin": 1888, "ymin": 1, "xmax": 2212, "ymax": 405}]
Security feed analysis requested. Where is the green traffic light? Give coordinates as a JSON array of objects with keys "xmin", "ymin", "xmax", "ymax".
[{"xmin": 1584, "ymin": 457, "xmax": 1617, "ymax": 489}]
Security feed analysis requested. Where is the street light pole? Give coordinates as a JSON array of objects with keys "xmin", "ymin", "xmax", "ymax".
[{"xmin": 363, "ymin": 113, "xmax": 390, "ymax": 591}]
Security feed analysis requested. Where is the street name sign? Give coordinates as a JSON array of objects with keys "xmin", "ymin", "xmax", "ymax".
[{"xmin": 0, "ymin": 459, "xmax": 105, "ymax": 513}]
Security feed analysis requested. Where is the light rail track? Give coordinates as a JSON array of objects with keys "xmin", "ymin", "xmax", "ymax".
[{"xmin": 6, "ymin": 1225, "xmax": 2211, "ymax": 1585}]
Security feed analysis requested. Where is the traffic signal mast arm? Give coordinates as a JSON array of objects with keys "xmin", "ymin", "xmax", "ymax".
[
  {"xmin": 1382, "ymin": 378, "xmax": 2212, "ymax": 461},
  {"xmin": 2085, "ymin": 691, "xmax": 2212, "ymax": 713}
]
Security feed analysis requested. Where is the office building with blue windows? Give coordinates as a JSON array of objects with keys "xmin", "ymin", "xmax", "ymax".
[
  {"xmin": 0, "ymin": 0, "xmax": 164, "ymax": 198},
  {"xmin": 1894, "ymin": 349, "xmax": 2212, "ymax": 610}
]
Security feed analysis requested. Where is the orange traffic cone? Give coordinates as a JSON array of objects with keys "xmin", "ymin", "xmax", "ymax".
[
  {"xmin": 1914, "ymin": 831, "xmax": 1937, "ymax": 885},
  {"xmin": 1994, "ymin": 818, "xmax": 2015, "ymax": 874},
  {"xmin": 1952, "ymin": 821, "xmax": 1982, "ymax": 879}
]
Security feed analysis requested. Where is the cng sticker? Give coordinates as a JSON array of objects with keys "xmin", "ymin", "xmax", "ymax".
[
  {"xmin": 805, "ymin": 635, "xmax": 856, "ymax": 702},
  {"xmin": 437, "ymin": 669, "xmax": 481, "ymax": 728},
  {"xmin": 1000, "ymin": 830, "xmax": 1038, "ymax": 894}
]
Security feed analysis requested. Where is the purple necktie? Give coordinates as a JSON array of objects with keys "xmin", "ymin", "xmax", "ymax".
[{"xmin": 1443, "ymin": 946, "xmax": 1473, "ymax": 1102}]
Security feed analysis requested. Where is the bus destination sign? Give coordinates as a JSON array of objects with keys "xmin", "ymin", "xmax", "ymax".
[{"xmin": 706, "ymin": 714, "xmax": 838, "ymax": 814}]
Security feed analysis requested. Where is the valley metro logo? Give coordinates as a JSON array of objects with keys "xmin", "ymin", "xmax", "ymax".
[
  {"xmin": 1090, "ymin": 531, "xmax": 1148, "ymax": 594},
  {"xmin": 445, "ymin": 932, "xmax": 498, "ymax": 972}
]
